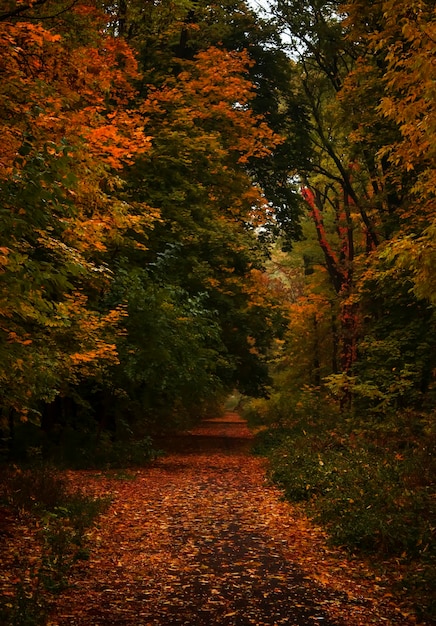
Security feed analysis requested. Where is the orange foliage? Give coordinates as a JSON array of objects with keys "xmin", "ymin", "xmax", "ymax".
[
  {"xmin": 140, "ymin": 46, "xmax": 282, "ymax": 184},
  {"xmin": 0, "ymin": 3, "xmax": 159, "ymax": 414},
  {"xmin": 0, "ymin": 7, "xmax": 149, "ymax": 179}
]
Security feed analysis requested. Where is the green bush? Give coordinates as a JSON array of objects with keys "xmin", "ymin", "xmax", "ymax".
[
  {"xmin": 270, "ymin": 442, "xmax": 340, "ymax": 501},
  {"xmin": 0, "ymin": 580, "xmax": 47, "ymax": 626},
  {"xmin": 46, "ymin": 423, "xmax": 160, "ymax": 469},
  {"xmin": 250, "ymin": 388, "xmax": 435, "ymax": 621},
  {"xmin": 268, "ymin": 437, "xmax": 434, "ymax": 557},
  {"xmin": 314, "ymin": 452, "xmax": 433, "ymax": 556}
]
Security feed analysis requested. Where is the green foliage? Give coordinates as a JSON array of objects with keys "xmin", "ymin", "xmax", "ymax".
[
  {"xmin": 40, "ymin": 412, "xmax": 161, "ymax": 469},
  {"xmin": 4, "ymin": 465, "xmax": 69, "ymax": 512},
  {"xmin": 3, "ymin": 465, "xmax": 110, "ymax": 527},
  {"xmin": 95, "ymin": 435, "xmax": 160, "ymax": 469},
  {"xmin": 0, "ymin": 142, "xmax": 76, "ymax": 414},
  {"xmin": 347, "ymin": 258, "xmax": 436, "ymax": 417},
  {"xmin": 103, "ymin": 266, "xmax": 230, "ymax": 429},
  {"xmin": 251, "ymin": 394, "xmax": 435, "ymax": 619},
  {"xmin": 270, "ymin": 437, "xmax": 434, "ymax": 554},
  {"xmin": 383, "ymin": 226, "xmax": 436, "ymax": 306}
]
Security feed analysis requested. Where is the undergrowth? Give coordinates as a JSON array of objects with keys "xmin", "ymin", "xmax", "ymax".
[
  {"xmin": 247, "ymin": 399, "xmax": 436, "ymax": 622},
  {"xmin": 0, "ymin": 465, "xmax": 110, "ymax": 626}
]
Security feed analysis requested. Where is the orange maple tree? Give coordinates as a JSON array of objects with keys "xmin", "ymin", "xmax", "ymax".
[{"xmin": 0, "ymin": 1, "xmax": 155, "ymax": 417}]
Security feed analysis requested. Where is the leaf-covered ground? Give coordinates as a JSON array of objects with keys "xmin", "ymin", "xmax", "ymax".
[{"xmin": 39, "ymin": 413, "xmax": 426, "ymax": 625}]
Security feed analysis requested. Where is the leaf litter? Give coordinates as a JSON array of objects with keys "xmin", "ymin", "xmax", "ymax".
[{"xmin": 4, "ymin": 414, "xmax": 426, "ymax": 625}]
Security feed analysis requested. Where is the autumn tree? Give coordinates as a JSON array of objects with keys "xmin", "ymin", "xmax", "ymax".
[
  {"xmin": 266, "ymin": 0, "xmax": 436, "ymax": 414},
  {"xmin": 337, "ymin": 0, "xmax": 436, "ymax": 413},
  {"xmin": 103, "ymin": 0, "xmax": 312, "ymax": 244},
  {"xmin": 0, "ymin": 0, "xmax": 155, "ymax": 448},
  {"xmin": 63, "ymin": 0, "xmax": 297, "ymax": 436},
  {"xmin": 269, "ymin": 1, "xmax": 369, "ymax": 395},
  {"xmin": 90, "ymin": 44, "xmax": 285, "ymax": 434},
  {"xmin": 350, "ymin": 0, "xmax": 436, "ymax": 305}
]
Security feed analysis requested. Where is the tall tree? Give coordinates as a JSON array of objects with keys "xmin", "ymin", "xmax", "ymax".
[
  {"xmin": 99, "ymin": 44, "xmax": 284, "ymax": 430},
  {"xmin": 0, "ymin": 0, "xmax": 154, "ymax": 431},
  {"xmin": 267, "ymin": 0, "xmax": 436, "ymax": 413}
]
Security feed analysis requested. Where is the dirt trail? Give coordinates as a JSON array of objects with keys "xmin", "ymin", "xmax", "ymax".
[{"xmin": 50, "ymin": 414, "xmax": 417, "ymax": 625}]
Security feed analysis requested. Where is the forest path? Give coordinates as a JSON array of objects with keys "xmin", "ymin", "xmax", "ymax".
[{"xmin": 50, "ymin": 413, "xmax": 415, "ymax": 625}]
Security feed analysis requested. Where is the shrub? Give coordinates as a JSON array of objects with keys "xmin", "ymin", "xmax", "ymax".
[
  {"xmin": 0, "ymin": 465, "xmax": 110, "ymax": 624},
  {"xmin": 253, "ymin": 385, "xmax": 436, "ymax": 622},
  {"xmin": 4, "ymin": 466, "xmax": 68, "ymax": 513}
]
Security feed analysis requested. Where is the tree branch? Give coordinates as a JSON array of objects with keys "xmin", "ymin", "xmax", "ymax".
[{"xmin": 0, "ymin": 0, "xmax": 49, "ymax": 21}]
